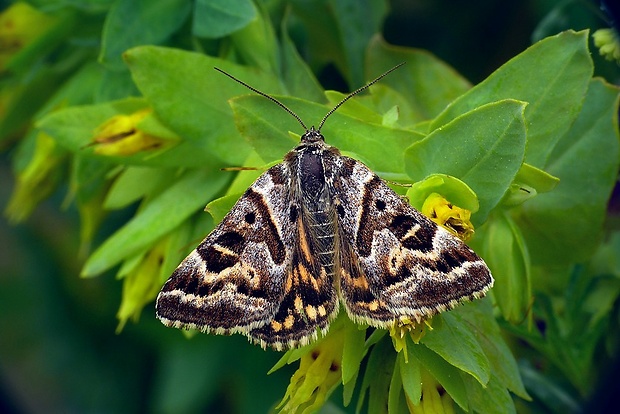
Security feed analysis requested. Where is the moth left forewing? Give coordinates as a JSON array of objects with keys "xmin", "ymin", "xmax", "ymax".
[
  {"xmin": 333, "ymin": 156, "xmax": 493, "ymax": 326},
  {"xmin": 156, "ymin": 163, "xmax": 295, "ymax": 337}
]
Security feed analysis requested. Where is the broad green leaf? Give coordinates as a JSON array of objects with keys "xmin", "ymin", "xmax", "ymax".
[
  {"xmin": 421, "ymin": 313, "xmax": 490, "ymax": 386},
  {"xmin": 82, "ymin": 168, "xmax": 229, "ymax": 276},
  {"xmin": 96, "ymin": 68, "xmax": 139, "ymax": 102},
  {"xmin": 431, "ymin": 30, "xmax": 592, "ymax": 168},
  {"xmin": 280, "ymin": 10, "xmax": 326, "ymax": 103},
  {"xmin": 413, "ymin": 344, "xmax": 469, "ymax": 411},
  {"xmin": 229, "ymin": 95, "xmax": 424, "ymax": 180},
  {"xmin": 193, "ymin": 0, "xmax": 256, "ymax": 38},
  {"xmin": 290, "ymin": 0, "xmax": 387, "ymax": 88},
  {"xmin": 99, "ymin": 0, "xmax": 190, "ymax": 70},
  {"xmin": 463, "ymin": 373, "xmax": 516, "ymax": 414},
  {"xmin": 124, "ymin": 46, "xmax": 283, "ymax": 165},
  {"xmin": 477, "ymin": 211, "xmax": 532, "ymax": 324},
  {"xmin": 230, "ymin": 2, "xmax": 278, "ymax": 73},
  {"xmin": 105, "ymin": 166, "xmax": 175, "ymax": 210},
  {"xmin": 405, "ymin": 99, "xmax": 527, "ymax": 223},
  {"xmin": 458, "ymin": 301, "xmax": 529, "ymax": 399},
  {"xmin": 366, "ymin": 36, "xmax": 471, "ymax": 123},
  {"xmin": 514, "ymin": 79, "xmax": 620, "ymax": 265},
  {"xmin": 329, "ymin": 0, "xmax": 388, "ymax": 88}
]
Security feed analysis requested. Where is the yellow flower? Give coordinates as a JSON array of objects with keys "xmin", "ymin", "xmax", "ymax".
[
  {"xmin": 277, "ymin": 325, "xmax": 345, "ymax": 413},
  {"xmin": 5, "ymin": 131, "xmax": 66, "ymax": 223},
  {"xmin": 116, "ymin": 236, "xmax": 169, "ymax": 332},
  {"xmin": 406, "ymin": 367, "xmax": 455, "ymax": 414},
  {"xmin": 390, "ymin": 317, "xmax": 432, "ymax": 361},
  {"xmin": 593, "ymin": 28, "xmax": 620, "ymax": 64},
  {"xmin": 0, "ymin": 2, "xmax": 57, "ymax": 71},
  {"xmin": 90, "ymin": 109, "xmax": 168, "ymax": 156},
  {"xmin": 421, "ymin": 193, "xmax": 474, "ymax": 241}
]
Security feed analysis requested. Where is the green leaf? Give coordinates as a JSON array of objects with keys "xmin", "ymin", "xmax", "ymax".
[
  {"xmin": 204, "ymin": 193, "xmax": 240, "ymax": 225},
  {"xmin": 405, "ymin": 99, "xmax": 527, "ymax": 223},
  {"xmin": 514, "ymin": 78, "xmax": 620, "ymax": 265},
  {"xmin": 357, "ymin": 337, "xmax": 396, "ymax": 414},
  {"xmin": 399, "ymin": 350, "xmax": 421, "ymax": 406},
  {"xmin": 99, "ymin": 0, "xmax": 191, "ymax": 70},
  {"xmin": 290, "ymin": 0, "xmax": 387, "ymax": 88},
  {"xmin": 329, "ymin": 0, "xmax": 388, "ymax": 88},
  {"xmin": 104, "ymin": 166, "xmax": 175, "ymax": 210},
  {"xmin": 82, "ymin": 168, "xmax": 229, "ymax": 276},
  {"xmin": 280, "ymin": 10, "xmax": 326, "ymax": 103},
  {"xmin": 501, "ymin": 163, "xmax": 560, "ymax": 207},
  {"xmin": 431, "ymin": 30, "xmax": 592, "ymax": 168},
  {"xmin": 477, "ymin": 211, "xmax": 532, "ymax": 324},
  {"xmin": 193, "ymin": 0, "xmax": 256, "ymax": 38},
  {"xmin": 463, "ymin": 373, "xmax": 516, "ymax": 414},
  {"xmin": 421, "ymin": 313, "xmax": 490, "ymax": 386},
  {"xmin": 229, "ymin": 95, "xmax": 424, "ymax": 180},
  {"xmin": 413, "ymin": 343, "xmax": 469, "ymax": 411},
  {"xmin": 388, "ymin": 358, "xmax": 405, "ymax": 414},
  {"xmin": 341, "ymin": 321, "xmax": 366, "ymax": 385},
  {"xmin": 366, "ymin": 36, "xmax": 472, "ymax": 123},
  {"xmin": 514, "ymin": 163, "xmax": 560, "ymax": 194},
  {"xmin": 457, "ymin": 301, "xmax": 529, "ymax": 399},
  {"xmin": 124, "ymin": 46, "xmax": 283, "ymax": 165}
]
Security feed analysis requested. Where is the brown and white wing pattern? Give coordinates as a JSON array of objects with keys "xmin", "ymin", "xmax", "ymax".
[
  {"xmin": 156, "ymin": 153, "xmax": 339, "ymax": 350},
  {"xmin": 156, "ymin": 163, "xmax": 295, "ymax": 344},
  {"xmin": 331, "ymin": 156, "xmax": 493, "ymax": 327}
]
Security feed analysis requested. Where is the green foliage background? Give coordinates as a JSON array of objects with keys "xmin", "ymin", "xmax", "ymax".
[{"xmin": 1, "ymin": 0, "xmax": 619, "ymax": 413}]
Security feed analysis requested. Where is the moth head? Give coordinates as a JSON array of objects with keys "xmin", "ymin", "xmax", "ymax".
[{"xmin": 301, "ymin": 126, "xmax": 325, "ymax": 144}]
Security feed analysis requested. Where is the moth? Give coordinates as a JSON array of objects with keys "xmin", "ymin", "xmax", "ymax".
[{"xmin": 156, "ymin": 64, "xmax": 493, "ymax": 350}]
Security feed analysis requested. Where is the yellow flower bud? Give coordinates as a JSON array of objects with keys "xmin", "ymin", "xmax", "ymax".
[
  {"xmin": 421, "ymin": 193, "xmax": 474, "ymax": 241},
  {"xmin": 0, "ymin": 2, "xmax": 57, "ymax": 71},
  {"xmin": 406, "ymin": 367, "xmax": 455, "ymax": 414},
  {"xmin": 5, "ymin": 131, "xmax": 66, "ymax": 223},
  {"xmin": 593, "ymin": 28, "xmax": 620, "ymax": 64},
  {"xmin": 116, "ymin": 237, "xmax": 168, "ymax": 332},
  {"xmin": 90, "ymin": 109, "xmax": 167, "ymax": 156}
]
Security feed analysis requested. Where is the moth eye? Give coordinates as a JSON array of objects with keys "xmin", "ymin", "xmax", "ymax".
[
  {"xmin": 244, "ymin": 212, "xmax": 256, "ymax": 224},
  {"xmin": 375, "ymin": 199, "xmax": 386, "ymax": 211},
  {"xmin": 289, "ymin": 205, "xmax": 298, "ymax": 222},
  {"xmin": 336, "ymin": 204, "xmax": 345, "ymax": 218}
]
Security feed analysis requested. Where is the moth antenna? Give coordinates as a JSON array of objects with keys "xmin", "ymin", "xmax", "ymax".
[
  {"xmin": 317, "ymin": 62, "xmax": 406, "ymax": 131},
  {"xmin": 214, "ymin": 67, "xmax": 308, "ymax": 131}
]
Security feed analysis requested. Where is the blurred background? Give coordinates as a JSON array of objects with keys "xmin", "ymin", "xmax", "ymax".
[{"xmin": 1, "ymin": 0, "xmax": 618, "ymax": 413}]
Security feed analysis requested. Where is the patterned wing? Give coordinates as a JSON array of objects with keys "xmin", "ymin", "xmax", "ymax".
[
  {"xmin": 332, "ymin": 156, "xmax": 493, "ymax": 327},
  {"xmin": 156, "ymin": 163, "xmax": 295, "ymax": 341}
]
